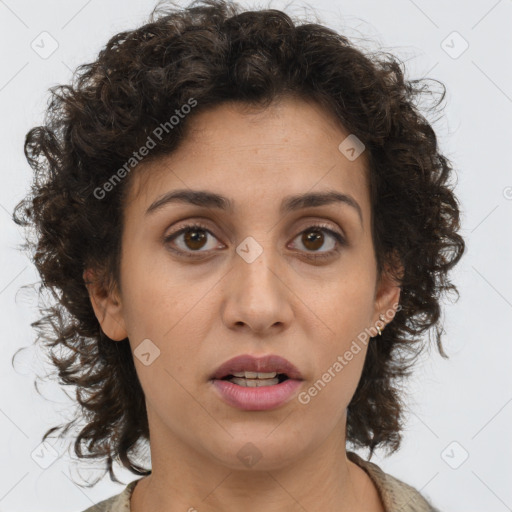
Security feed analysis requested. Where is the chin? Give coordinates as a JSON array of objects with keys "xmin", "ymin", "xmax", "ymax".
[{"xmin": 205, "ymin": 431, "xmax": 309, "ymax": 471}]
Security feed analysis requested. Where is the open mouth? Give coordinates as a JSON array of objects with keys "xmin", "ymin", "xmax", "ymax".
[
  {"xmin": 219, "ymin": 372, "xmax": 290, "ymax": 387},
  {"xmin": 211, "ymin": 360, "xmax": 303, "ymax": 410}
]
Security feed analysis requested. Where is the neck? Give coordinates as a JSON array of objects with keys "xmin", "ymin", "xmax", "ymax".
[{"xmin": 130, "ymin": 412, "xmax": 383, "ymax": 512}]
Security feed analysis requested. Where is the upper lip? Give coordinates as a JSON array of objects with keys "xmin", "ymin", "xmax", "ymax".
[{"xmin": 211, "ymin": 354, "xmax": 304, "ymax": 380}]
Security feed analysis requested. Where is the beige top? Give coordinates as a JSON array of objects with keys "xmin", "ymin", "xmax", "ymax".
[{"xmin": 80, "ymin": 451, "xmax": 440, "ymax": 512}]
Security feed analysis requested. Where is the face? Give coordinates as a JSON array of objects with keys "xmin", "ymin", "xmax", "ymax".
[{"xmin": 86, "ymin": 96, "xmax": 400, "ymax": 472}]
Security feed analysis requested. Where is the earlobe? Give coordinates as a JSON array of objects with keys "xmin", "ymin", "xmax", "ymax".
[{"xmin": 82, "ymin": 268, "xmax": 128, "ymax": 341}]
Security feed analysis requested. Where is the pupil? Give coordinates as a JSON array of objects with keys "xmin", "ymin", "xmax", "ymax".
[
  {"xmin": 185, "ymin": 229, "xmax": 206, "ymax": 250},
  {"xmin": 303, "ymin": 230, "xmax": 323, "ymax": 250}
]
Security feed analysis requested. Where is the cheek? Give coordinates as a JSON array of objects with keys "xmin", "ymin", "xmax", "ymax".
[
  {"xmin": 119, "ymin": 251, "xmax": 213, "ymax": 403},
  {"xmin": 293, "ymin": 246, "xmax": 377, "ymax": 324},
  {"xmin": 130, "ymin": 333, "xmax": 201, "ymax": 421},
  {"xmin": 303, "ymin": 276, "xmax": 376, "ymax": 341},
  {"xmin": 121, "ymin": 260, "xmax": 196, "ymax": 343},
  {"xmin": 298, "ymin": 278, "xmax": 373, "ymax": 412},
  {"xmin": 299, "ymin": 342, "xmax": 369, "ymax": 425}
]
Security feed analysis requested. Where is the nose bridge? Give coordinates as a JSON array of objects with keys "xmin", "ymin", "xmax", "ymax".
[
  {"xmin": 231, "ymin": 206, "xmax": 281, "ymax": 271},
  {"xmin": 222, "ymin": 230, "xmax": 292, "ymax": 332},
  {"xmin": 234, "ymin": 232, "xmax": 280, "ymax": 295}
]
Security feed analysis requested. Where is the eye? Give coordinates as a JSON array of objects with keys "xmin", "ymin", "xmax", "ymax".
[
  {"xmin": 163, "ymin": 222, "xmax": 223, "ymax": 257},
  {"xmin": 163, "ymin": 221, "xmax": 346, "ymax": 260},
  {"xmin": 288, "ymin": 223, "xmax": 346, "ymax": 261}
]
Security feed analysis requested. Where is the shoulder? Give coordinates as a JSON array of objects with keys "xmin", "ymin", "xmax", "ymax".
[
  {"xmin": 347, "ymin": 451, "xmax": 441, "ymax": 512},
  {"xmin": 78, "ymin": 479, "xmax": 140, "ymax": 512}
]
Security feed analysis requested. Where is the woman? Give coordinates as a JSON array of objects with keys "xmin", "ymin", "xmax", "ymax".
[{"xmin": 13, "ymin": 0, "xmax": 465, "ymax": 510}]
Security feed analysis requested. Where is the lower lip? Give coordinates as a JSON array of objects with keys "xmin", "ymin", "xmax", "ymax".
[{"xmin": 211, "ymin": 378, "xmax": 303, "ymax": 411}]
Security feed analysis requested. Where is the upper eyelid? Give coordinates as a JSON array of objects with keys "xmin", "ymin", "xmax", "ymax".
[
  {"xmin": 166, "ymin": 216, "xmax": 345, "ymax": 238},
  {"xmin": 165, "ymin": 220, "xmax": 345, "ymax": 246}
]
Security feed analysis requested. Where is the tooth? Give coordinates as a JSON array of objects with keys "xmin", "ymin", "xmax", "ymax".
[
  {"xmin": 255, "ymin": 378, "xmax": 279, "ymax": 386},
  {"xmin": 230, "ymin": 377, "xmax": 247, "ymax": 386},
  {"xmin": 250, "ymin": 371, "xmax": 277, "ymax": 379},
  {"xmin": 230, "ymin": 371, "xmax": 278, "ymax": 379},
  {"xmin": 230, "ymin": 377, "xmax": 279, "ymax": 387}
]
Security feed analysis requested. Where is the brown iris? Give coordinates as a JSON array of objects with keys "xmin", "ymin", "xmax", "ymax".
[
  {"xmin": 181, "ymin": 226, "xmax": 326, "ymax": 252},
  {"xmin": 184, "ymin": 228, "xmax": 207, "ymax": 250},
  {"xmin": 302, "ymin": 229, "xmax": 324, "ymax": 251}
]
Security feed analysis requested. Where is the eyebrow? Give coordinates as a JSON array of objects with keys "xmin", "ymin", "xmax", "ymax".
[{"xmin": 145, "ymin": 188, "xmax": 363, "ymax": 226}]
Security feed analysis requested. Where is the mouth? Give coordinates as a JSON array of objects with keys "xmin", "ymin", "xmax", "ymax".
[
  {"xmin": 218, "ymin": 371, "xmax": 290, "ymax": 387},
  {"xmin": 210, "ymin": 354, "xmax": 304, "ymax": 411},
  {"xmin": 210, "ymin": 353, "xmax": 304, "ymax": 384}
]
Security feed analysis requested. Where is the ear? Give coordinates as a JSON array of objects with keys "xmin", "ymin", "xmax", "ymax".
[
  {"xmin": 372, "ymin": 252, "xmax": 403, "ymax": 331},
  {"xmin": 83, "ymin": 268, "xmax": 128, "ymax": 341}
]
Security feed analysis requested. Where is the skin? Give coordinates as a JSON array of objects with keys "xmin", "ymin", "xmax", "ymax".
[{"xmin": 85, "ymin": 96, "xmax": 401, "ymax": 512}]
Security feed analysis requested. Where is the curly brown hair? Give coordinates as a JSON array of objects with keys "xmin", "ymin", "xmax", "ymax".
[{"xmin": 12, "ymin": 0, "xmax": 465, "ymax": 485}]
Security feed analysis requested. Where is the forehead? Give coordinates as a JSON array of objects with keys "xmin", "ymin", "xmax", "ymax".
[{"xmin": 124, "ymin": 97, "xmax": 370, "ymax": 219}]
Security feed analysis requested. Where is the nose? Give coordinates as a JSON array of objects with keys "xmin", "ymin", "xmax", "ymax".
[{"xmin": 220, "ymin": 241, "xmax": 294, "ymax": 335}]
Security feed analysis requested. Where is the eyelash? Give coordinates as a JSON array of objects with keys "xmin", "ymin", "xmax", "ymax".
[{"xmin": 163, "ymin": 221, "xmax": 346, "ymax": 261}]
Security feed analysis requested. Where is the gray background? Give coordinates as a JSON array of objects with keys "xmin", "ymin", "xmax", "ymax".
[{"xmin": 1, "ymin": 0, "xmax": 511, "ymax": 510}]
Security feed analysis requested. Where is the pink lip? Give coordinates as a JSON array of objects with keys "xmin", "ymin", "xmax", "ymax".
[
  {"xmin": 210, "ymin": 354, "xmax": 304, "ymax": 411},
  {"xmin": 211, "ymin": 378, "xmax": 302, "ymax": 411},
  {"xmin": 210, "ymin": 354, "xmax": 303, "ymax": 380}
]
